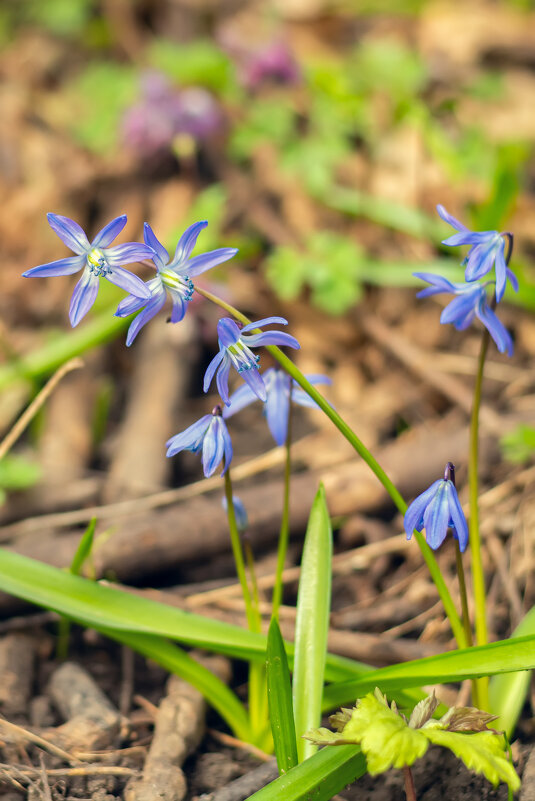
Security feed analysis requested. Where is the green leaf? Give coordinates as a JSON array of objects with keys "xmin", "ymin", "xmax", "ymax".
[
  {"xmin": 323, "ymin": 636, "xmax": 535, "ymax": 709},
  {"xmin": 423, "ymin": 729, "xmax": 519, "ymax": 791},
  {"xmin": 500, "ymin": 424, "xmax": 535, "ymax": 464},
  {"xmin": 266, "ymin": 617, "xmax": 298, "ymax": 774},
  {"xmin": 489, "ymin": 604, "xmax": 535, "ymax": 736},
  {"xmin": 69, "ymin": 518, "xmax": 96, "ymax": 576},
  {"xmin": 293, "ymin": 484, "xmax": 332, "ymax": 761},
  {"xmin": 147, "ymin": 39, "xmax": 235, "ymax": 94},
  {"xmin": 246, "ymin": 743, "xmax": 366, "ymax": 801},
  {"xmin": 0, "ymin": 454, "xmax": 41, "ymax": 490}
]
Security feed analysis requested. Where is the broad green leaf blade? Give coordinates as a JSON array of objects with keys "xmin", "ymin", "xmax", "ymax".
[
  {"xmin": 266, "ymin": 617, "xmax": 298, "ymax": 774},
  {"xmin": 246, "ymin": 743, "xmax": 366, "ymax": 801},
  {"xmin": 99, "ymin": 627, "xmax": 252, "ymax": 743},
  {"xmin": 323, "ymin": 636, "xmax": 535, "ymax": 710},
  {"xmin": 293, "ymin": 484, "xmax": 332, "ymax": 761},
  {"xmin": 489, "ymin": 604, "xmax": 535, "ymax": 736},
  {"xmin": 0, "ymin": 548, "xmax": 361, "ymax": 681},
  {"xmin": 70, "ymin": 518, "xmax": 96, "ymax": 575}
]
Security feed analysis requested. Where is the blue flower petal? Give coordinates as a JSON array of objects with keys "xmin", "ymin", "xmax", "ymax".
[
  {"xmin": 106, "ymin": 266, "xmax": 152, "ymax": 299},
  {"xmin": 182, "ymin": 247, "xmax": 238, "ymax": 277},
  {"xmin": 169, "ymin": 291, "xmax": 187, "ymax": 323},
  {"xmin": 506, "ymin": 268, "xmax": 519, "ymax": 293},
  {"xmin": 440, "ymin": 292, "xmax": 480, "ymax": 327},
  {"xmin": 47, "ymin": 213, "xmax": 90, "ymax": 255},
  {"xmin": 125, "ymin": 290, "xmax": 167, "ymax": 347},
  {"xmin": 174, "ymin": 221, "xmax": 208, "ymax": 264},
  {"xmin": 422, "ymin": 482, "xmax": 450, "ymax": 549},
  {"xmin": 241, "ymin": 366, "xmax": 267, "ymax": 402},
  {"xmin": 166, "ymin": 414, "xmax": 212, "ymax": 457},
  {"xmin": 221, "ymin": 420, "xmax": 233, "ymax": 476},
  {"xmin": 69, "ymin": 271, "xmax": 100, "ymax": 327},
  {"xmin": 92, "ymin": 215, "xmax": 127, "ymax": 248},
  {"xmin": 413, "ymin": 272, "xmax": 457, "ymax": 296},
  {"xmin": 105, "ymin": 242, "xmax": 155, "ymax": 266},
  {"xmin": 476, "ymin": 302, "xmax": 514, "ymax": 356},
  {"xmin": 143, "ymin": 223, "xmax": 169, "ymax": 269},
  {"xmin": 217, "ymin": 318, "xmax": 241, "ymax": 348},
  {"xmin": 436, "ymin": 205, "xmax": 469, "ymax": 232},
  {"xmin": 243, "ymin": 331, "xmax": 300, "ymax": 350},
  {"xmin": 116, "ymin": 277, "xmax": 162, "ymax": 317},
  {"xmin": 442, "ymin": 231, "xmax": 494, "ymax": 247},
  {"xmin": 22, "ymin": 255, "xmax": 85, "ymax": 278},
  {"xmin": 464, "ymin": 239, "xmax": 498, "ymax": 282},
  {"xmin": 493, "ymin": 238, "xmax": 507, "ymax": 303},
  {"xmin": 241, "ymin": 316, "xmax": 288, "ymax": 333},
  {"xmin": 404, "ymin": 480, "xmax": 443, "ymax": 538},
  {"xmin": 204, "ymin": 350, "xmax": 225, "ymax": 394},
  {"xmin": 202, "ymin": 417, "xmax": 226, "ymax": 477},
  {"xmin": 216, "ymin": 358, "xmax": 232, "ymax": 405},
  {"xmin": 265, "ymin": 370, "xmax": 290, "ymax": 445},
  {"xmin": 222, "ymin": 383, "xmax": 259, "ymax": 418},
  {"xmin": 445, "ymin": 483, "xmax": 468, "ymax": 552}
]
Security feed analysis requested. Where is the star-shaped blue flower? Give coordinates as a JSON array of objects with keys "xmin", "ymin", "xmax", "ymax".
[
  {"xmin": 203, "ymin": 317, "xmax": 300, "ymax": 406},
  {"xmin": 115, "ymin": 221, "xmax": 238, "ymax": 346},
  {"xmin": 404, "ymin": 464, "xmax": 468, "ymax": 552},
  {"xmin": 223, "ymin": 368, "xmax": 330, "ymax": 446},
  {"xmin": 437, "ymin": 204, "xmax": 516, "ymax": 303},
  {"xmin": 22, "ymin": 214, "xmax": 154, "ymax": 327},
  {"xmin": 166, "ymin": 406, "xmax": 232, "ymax": 477},
  {"xmin": 414, "ymin": 272, "xmax": 514, "ymax": 356}
]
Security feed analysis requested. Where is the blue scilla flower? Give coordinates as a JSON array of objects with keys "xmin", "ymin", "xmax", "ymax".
[
  {"xmin": 437, "ymin": 205, "xmax": 516, "ymax": 303},
  {"xmin": 414, "ymin": 272, "xmax": 514, "ymax": 356},
  {"xmin": 23, "ymin": 214, "xmax": 154, "ymax": 327},
  {"xmin": 166, "ymin": 406, "xmax": 232, "ymax": 477},
  {"xmin": 223, "ymin": 368, "xmax": 331, "ymax": 446},
  {"xmin": 204, "ymin": 317, "xmax": 300, "ymax": 406},
  {"xmin": 404, "ymin": 463, "xmax": 468, "ymax": 552},
  {"xmin": 115, "ymin": 222, "xmax": 238, "ymax": 346}
]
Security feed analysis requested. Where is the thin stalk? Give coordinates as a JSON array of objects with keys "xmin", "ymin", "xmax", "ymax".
[
  {"xmin": 468, "ymin": 326, "xmax": 491, "ymax": 708},
  {"xmin": 272, "ymin": 397, "xmax": 293, "ymax": 619},
  {"xmin": 243, "ymin": 534, "xmax": 268, "ymax": 738},
  {"xmin": 455, "ymin": 541, "xmax": 479, "ymax": 707},
  {"xmin": 223, "ymin": 467, "xmax": 256, "ymax": 632},
  {"xmin": 243, "ymin": 536, "xmax": 261, "ymax": 619},
  {"xmin": 195, "ymin": 286, "xmax": 467, "ymax": 647},
  {"xmin": 403, "ymin": 766, "xmax": 417, "ymax": 801}
]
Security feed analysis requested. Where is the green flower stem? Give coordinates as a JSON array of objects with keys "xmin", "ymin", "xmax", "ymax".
[
  {"xmin": 224, "ymin": 466, "xmax": 266, "ymax": 741},
  {"xmin": 272, "ymin": 399, "xmax": 293, "ymax": 620},
  {"xmin": 454, "ymin": 541, "xmax": 479, "ymax": 707},
  {"xmin": 468, "ymin": 326, "xmax": 491, "ymax": 708},
  {"xmin": 195, "ymin": 286, "xmax": 467, "ymax": 649}
]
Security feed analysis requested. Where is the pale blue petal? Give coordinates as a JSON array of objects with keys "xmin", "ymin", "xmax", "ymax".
[
  {"xmin": 241, "ymin": 316, "xmax": 288, "ymax": 333},
  {"xmin": 106, "ymin": 266, "xmax": 152, "ymax": 299},
  {"xmin": 217, "ymin": 318, "xmax": 241, "ymax": 348},
  {"xmin": 47, "ymin": 213, "xmax": 90, "ymax": 255},
  {"xmin": 476, "ymin": 303, "xmax": 514, "ymax": 356},
  {"xmin": 202, "ymin": 417, "xmax": 226, "ymax": 477},
  {"xmin": 174, "ymin": 221, "xmax": 208, "ymax": 264},
  {"xmin": 203, "ymin": 350, "xmax": 225, "ymax": 393},
  {"xmin": 105, "ymin": 242, "xmax": 155, "ymax": 266},
  {"xmin": 222, "ymin": 383, "xmax": 259, "ymax": 418},
  {"xmin": 221, "ymin": 422, "xmax": 233, "ymax": 475},
  {"xmin": 446, "ymin": 483, "xmax": 469, "ymax": 553},
  {"xmin": 443, "ymin": 231, "xmax": 494, "ymax": 247},
  {"xmin": 413, "ymin": 272, "xmax": 457, "ymax": 297},
  {"xmin": 116, "ymin": 277, "xmax": 162, "ymax": 317},
  {"xmin": 423, "ymin": 483, "xmax": 450, "ymax": 550},
  {"xmin": 494, "ymin": 238, "xmax": 507, "ymax": 302},
  {"xmin": 169, "ymin": 291, "xmax": 188, "ymax": 323},
  {"xmin": 506, "ymin": 268, "xmax": 519, "ymax": 293},
  {"xmin": 69, "ymin": 271, "xmax": 100, "ymax": 327},
  {"xmin": 436, "ymin": 205, "xmax": 469, "ymax": 232},
  {"xmin": 125, "ymin": 290, "xmax": 167, "ymax": 346},
  {"xmin": 143, "ymin": 223, "xmax": 169, "ymax": 269},
  {"xmin": 216, "ymin": 359, "xmax": 232, "ymax": 405},
  {"xmin": 166, "ymin": 414, "xmax": 212, "ymax": 457},
  {"xmin": 265, "ymin": 371, "xmax": 290, "ymax": 445},
  {"xmin": 243, "ymin": 331, "xmax": 300, "ymax": 350},
  {"xmin": 464, "ymin": 240, "xmax": 498, "ymax": 281},
  {"xmin": 181, "ymin": 247, "xmax": 238, "ymax": 277},
  {"xmin": 440, "ymin": 293, "xmax": 480, "ymax": 327},
  {"xmin": 92, "ymin": 215, "xmax": 127, "ymax": 248},
  {"xmin": 23, "ymin": 255, "xmax": 84, "ymax": 278},
  {"xmin": 404, "ymin": 480, "xmax": 442, "ymax": 538},
  {"xmin": 241, "ymin": 367, "xmax": 267, "ymax": 402}
]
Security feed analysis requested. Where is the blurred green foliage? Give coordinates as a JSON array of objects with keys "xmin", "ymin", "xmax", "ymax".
[
  {"xmin": 147, "ymin": 39, "xmax": 237, "ymax": 95},
  {"xmin": 500, "ymin": 426, "xmax": 535, "ymax": 464},
  {"xmin": 0, "ymin": 454, "xmax": 41, "ymax": 505}
]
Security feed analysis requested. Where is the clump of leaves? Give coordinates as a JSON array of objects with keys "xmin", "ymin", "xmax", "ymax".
[
  {"xmin": 305, "ymin": 689, "xmax": 520, "ymax": 792},
  {"xmin": 501, "ymin": 424, "xmax": 535, "ymax": 464},
  {"xmin": 0, "ymin": 454, "xmax": 41, "ymax": 505}
]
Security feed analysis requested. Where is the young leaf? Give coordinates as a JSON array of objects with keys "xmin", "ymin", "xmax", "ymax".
[
  {"xmin": 266, "ymin": 617, "xmax": 298, "ymax": 774},
  {"xmin": 293, "ymin": 484, "xmax": 332, "ymax": 761},
  {"xmin": 69, "ymin": 517, "xmax": 96, "ymax": 576}
]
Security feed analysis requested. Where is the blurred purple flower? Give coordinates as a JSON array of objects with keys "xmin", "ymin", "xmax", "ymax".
[
  {"xmin": 116, "ymin": 221, "xmax": 237, "ymax": 346},
  {"xmin": 414, "ymin": 272, "xmax": 514, "ymax": 356},
  {"xmin": 22, "ymin": 213, "xmax": 153, "ymax": 327},
  {"xmin": 204, "ymin": 317, "xmax": 300, "ymax": 406},
  {"xmin": 223, "ymin": 368, "xmax": 330, "ymax": 446},
  {"xmin": 240, "ymin": 40, "xmax": 301, "ymax": 90},
  {"xmin": 122, "ymin": 71, "xmax": 222, "ymax": 157},
  {"xmin": 404, "ymin": 464, "xmax": 468, "ymax": 552},
  {"xmin": 166, "ymin": 406, "xmax": 232, "ymax": 477},
  {"xmin": 437, "ymin": 205, "xmax": 516, "ymax": 303}
]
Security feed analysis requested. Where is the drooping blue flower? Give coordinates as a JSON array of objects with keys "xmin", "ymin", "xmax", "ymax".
[
  {"xmin": 223, "ymin": 368, "xmax": 331, "ymax": 446},
  {"xmin": 22, "ymin": 214, "xmax": 154, "ymax": 327},
  {"xmin": 115, "ymin": 222, "xmax": 238, "ymax": 346},
  {"xmin": 166, "ymin": 406, "xmax": 232, "ymax": 477},
  {"xmin": 414, "ymin": 272, "xmax": 514, "ymax": 356},
  {"xmin": 222, "ymin": 495, "xmax": 248, "ymax": 532},
  {"xmin": 204, "ymin": 317, "xmax": 300, "ymax": 406},
  {"xmin": 437, "ymin": 204, "xmax": 516, "ymax": 303},
  {"xmin": 404, "ymin": 464, "xmax": 468, "ymax": 552}
]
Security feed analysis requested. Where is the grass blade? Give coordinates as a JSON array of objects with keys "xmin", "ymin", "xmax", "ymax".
[
  {"xmin": 246, "ymin": 742, "xmax": 365, "ymax": 801},
  {"xmin": 70, "ymin": 517, "xmax": 97, "ymax": 575},
  {"xmin": 323, "ymin": 635, "xmax": 535, "ymax": 709},
  {"xmin": 266, "ymin": 617, "xmax": 298, "ymax": 774},
  {"xmin": 293, "ymin": 484, "xmax": 332, "ymax": 761},
  {"xmin": 489, "ymin": 605, "xmax": 535, "ymax": 736}
]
